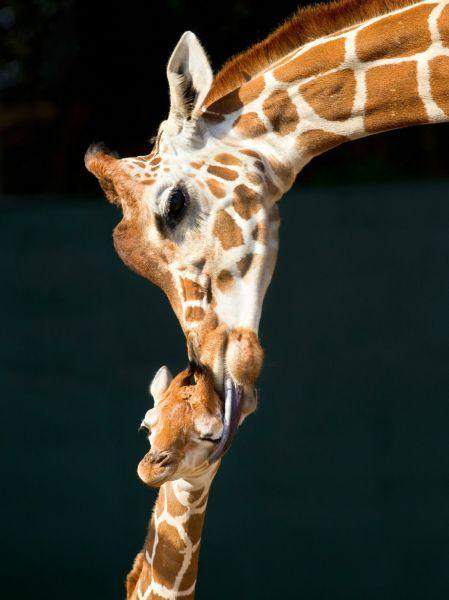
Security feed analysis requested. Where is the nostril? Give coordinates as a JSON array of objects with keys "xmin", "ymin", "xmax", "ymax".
[{"xmin": 149, "ymin": 450, "xmax": 176, "ymax": 467}]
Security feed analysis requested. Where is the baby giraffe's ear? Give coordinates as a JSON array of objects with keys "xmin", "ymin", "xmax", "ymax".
[
  {"xmin": 150, "ymin": 366, "xmax": 173, "ymax": 403},
  {"xmin": 167, "ymin": 31, "xmax": 213, "ymax": 122}
]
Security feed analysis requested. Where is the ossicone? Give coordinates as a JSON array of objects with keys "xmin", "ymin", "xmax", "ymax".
[{"xmin": 84, "ymin": 143, "xmax": 123, "ymax": 207}]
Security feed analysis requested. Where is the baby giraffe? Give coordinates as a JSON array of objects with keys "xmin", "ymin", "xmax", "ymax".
[{"xmin": 127, "ymin": 364, "xmax": 223, "ymax": 600}]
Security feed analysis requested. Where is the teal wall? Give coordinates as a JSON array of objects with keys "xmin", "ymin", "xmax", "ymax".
[{"xmin": 2, "ymin": 182, "xmax": 449, "ymax": 599}]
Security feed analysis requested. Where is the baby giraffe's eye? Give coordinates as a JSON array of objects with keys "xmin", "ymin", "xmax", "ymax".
[
  {"xmin": 165, "ymin": 187, "xmax": 188, "ymax": 228},
  {"xmin": 199, "ymin": 434, "xmax": 220, "ymax": 444}
]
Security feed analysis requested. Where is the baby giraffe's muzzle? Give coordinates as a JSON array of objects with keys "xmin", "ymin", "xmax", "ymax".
[{"xmin": 138, "ymin": 449, "xmax": 181, "ymax": 487}]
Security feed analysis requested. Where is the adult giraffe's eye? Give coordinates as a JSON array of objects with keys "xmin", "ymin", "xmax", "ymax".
[{"xmin": 165, "ymin": 188, "xmax": 188, "ymax": 228}]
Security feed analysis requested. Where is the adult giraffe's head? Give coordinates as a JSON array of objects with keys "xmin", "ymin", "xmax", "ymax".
[{"xmin": 86, "ymin": 32, "xmax": 283, "ymax": 453}]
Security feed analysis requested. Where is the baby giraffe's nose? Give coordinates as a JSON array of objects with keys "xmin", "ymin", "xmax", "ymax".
[{"xmin": 148, "ymin": 450, "xmax": 178, "ymax": 467}]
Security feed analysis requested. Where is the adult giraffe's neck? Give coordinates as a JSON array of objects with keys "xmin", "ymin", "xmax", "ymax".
[
  {"xmin": 206, "ymin": 0, "xmax": 449, "ymax": 192},
  {"xmin": 127, "ymin": 465, "xmax": 218, "ymax": 600}
]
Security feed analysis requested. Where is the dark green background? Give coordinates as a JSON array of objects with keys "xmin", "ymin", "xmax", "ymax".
[{"xmin": 3, "ymin": 181, "xmax": 449, "ymax": 599}]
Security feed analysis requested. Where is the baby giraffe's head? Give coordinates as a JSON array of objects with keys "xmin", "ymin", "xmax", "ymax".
[{"xmin": 138, "ymin": 365, "xmax": 224, "ymax": 486}]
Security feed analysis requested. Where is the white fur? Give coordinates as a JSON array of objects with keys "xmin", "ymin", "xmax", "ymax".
[
  {"xmin": 167, "ymin": 31, "xmax": 213, "ymax": 124},
  {"xmin": 150, "ymin": 366, "xmax": 173, "ymax": 403}
]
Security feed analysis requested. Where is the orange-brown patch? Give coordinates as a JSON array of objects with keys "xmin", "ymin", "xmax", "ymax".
[
  {"xmin": 429, "ymin": 56, "xmax": 449, "ymax": 116},
  {"xmin": 237, "ymin": 254, "xmax": 254, "ymax": 277},
  {"xmin": 206, "ymin": 179, "xmax": 226, "ymax": 198},
  {"xmin": 265, "ymin": 174, "xmax": 280, "ymax": 198},
  {"xmin": 239, "ymin": 148, "xmax": 262, "ymax": 159},
  {"xmin": 214, "ymin": 153, "xmax": 243, "ymax": 166},
  {"xmin": 252, "ymin": 222, "xmax": 267, "ymax": 243},
  {"xmin": 134, "ymin": 161, "xmax": 146, "ymax": 168},
  {"xmin": 364, "ymin": 61, "xmax": 428, "ymax": 132},
  {"xmin": 165, "ymin": 484, "xmax": 189, "ymax": 518},
  {"xmin": 206, "ymin": 76, "xmax": 265, "ymax": 114},
  {"xmin": 438, "ymin": 4, "xmax": 449, "ymax": 47},
  {"xmin": 185, "ymin": 306, "xmax": 205, "ymax": 321},
  {"xmin": 150, "ymin": 157, "xmax": 161, "ymax": 166},
  {"xmin": 152, "ymin": 521, "xmax": 185, "ymax": 588},
  {"xmin": 356, "ymin": 4, "xmax": 435, "ymax": 62},
  {"xmin": 181, "ymin": 278, "xmax": 204, "ymax": 301},
  {"xmin": 142, "ymin": 179, "xmax": 155, "ymax": 185},
  {"xmin": 232, "ymin": 184, "xmax": 262, "ymax": 220},
  {"xmin": 190, "ymin": 160, "xmax": 204, "ymax": 170},
  {"xmin": 217, "ymin": 269, "xmax": 234, "ymax": 292},
  {"xmin": 187, "ymin": 513, "xmax": 204, "ymax": 546},
  {"xmin": 233, "ymin": 112, "xmax": 267, "ymax": 138},
  {"xmin": 297, "ymin": 129, "xmax": 348, "ymax": 156},
  {"xmin": 213, "ymin": 210, "xmax": 244, "ymax": 250},
  {"xmin": 202, "ymin": 111, "xmax": 226, "ymax": 123},
  {"xmin": 207, "ymin": 165, "xmax": 239, "ymax": 181},
  {"xmin": 246, "ymin": 172, "xmax": 264, "ymax": 186},
  {"xmin": 273, "ymin": 37, "xmax": 345, "ymax": 83},
  {"xmin": 300, "ymin": 69, "xmax": 356, "ymax": 121},
  {"xmin": 263, "ymin": 89, "xmax": 299, "ymax": 135},
  {"xmin": 268, "ymin": 158, "xmax": 295, "ymax": 189},
  {"xmin": 188, "ymin": 488, "xmax": 204, "ymax": 503}
]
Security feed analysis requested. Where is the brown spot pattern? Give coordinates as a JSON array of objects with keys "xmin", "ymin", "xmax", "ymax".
[
  {"xmin": 185, "ymin": 306, "xmax": 205, "ymax": 321},
  {"xmin": 239, "ymin": 148, "xmax": 262, "ymax": 159},
  {"xmin": 263, "ymin": 89, "xmax": 299, "ymax": 135},
  {"xmin": 274, "ymin": 38, "xmax": 345, "ymax": 82},
  {"xmin": 268, "ymin": 158, "xmax": 295, "ymax": 189},
  {"xmin": 181, "ymin": 278, "xmax": 204, "ymax": 301},
  {"xmin": 300, "ymin": 69, "xmax": 356, "ymax": 121},
  {"xmin": 213, "ymin": 210, "xmax": 244, "ymax": 250},
  {"xmin": 356, "ymin": 4, "xmax": 435, "ymax": 62},
  {"xmin": 237, "ymin": 254, "xmax": 254, "ymax": 277},
  {"xmin": 233, "ymin": 112, "xmax": 267, "ymax": 138},
  {"xmin": 190, "ymin": 160, "xmax": 204, "ymax": 170},
  {"xmin": 364, "ymin": 61, "xmax": 428, "ymax": 132},
  {"xmin": 214, "ymin": 153, "xmax": 243, "ymax": 166},
  {"xmin": 297, "ymin": 129, "xmax": 348, "ymax": 156},
  {"xmin": 207, "ymin": 165, "xmax": 239, "ymax": 180},
  {"xmin": 206, "ymin": 76, "xmax": 265, "ymax": 114},
  {"xmin": 264, "ymin": 174, "xmax": 280, "ymax": 197},
  {"xmin": 152, "ymin": 521, "xmax": 185, "ymax": 588},
  {"xmin": 206, "ymin": 179, "xmax": 226, "ymax": 198},
  {"xmin": 217, "ymin": 270, "xmax": 234, "ymax": 292},
  {"xmin": 232, "ymin": 184, "xmax": 261, "ymax": 220},
  {"xmin": 165, "ymin": 484, "xmax": 189, "ymax": 517},
  {"xmin": 246, "ymin": 172, "xmax": 264, "ymax": 186},
  {"xmin": 429, "ymin": 56, "xmax": 449, "ymax": 116},
  {"xmin": 252, "ymin": 222, "xmax": 267, "ymax": 243},
  {"xmin": 202, "ymin": 111, "xmax": 225, "ymax": 123}
]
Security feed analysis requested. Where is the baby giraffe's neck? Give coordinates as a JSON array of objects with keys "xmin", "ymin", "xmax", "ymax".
[{"xmin": 127, "ymin": 464, "xmax": 218, "ymax": 600}]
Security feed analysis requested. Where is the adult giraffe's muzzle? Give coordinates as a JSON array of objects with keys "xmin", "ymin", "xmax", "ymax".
[{"xmin": 188, "ymin": 325, "xmax": 263, "ymax": 462}]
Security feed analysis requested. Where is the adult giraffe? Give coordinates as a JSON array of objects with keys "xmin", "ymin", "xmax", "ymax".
[{"xmin": 86, "ymin": 0, "xmax": 449, "ymax": 459}]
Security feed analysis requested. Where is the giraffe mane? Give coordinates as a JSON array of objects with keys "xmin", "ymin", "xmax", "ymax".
[{"xmin": 204, "ymin": 0, "xmax": 421, "ymax": 107}]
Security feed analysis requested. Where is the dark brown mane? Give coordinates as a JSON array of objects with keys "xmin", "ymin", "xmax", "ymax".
[{"xmin": 205, "ymin": 0, "xmax": 420, "ymax": 106}]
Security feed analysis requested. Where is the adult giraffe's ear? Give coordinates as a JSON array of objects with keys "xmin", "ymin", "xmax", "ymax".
[
  {"xmin": 84, "ymin": 143, "xmax": 122, "ymax": 207},
  {"xmin": 167, "ymin": 31, "xmax": 213, "ymax": 122},
  {"xmin": 150, "ymin": 366, "xmax": 173, "ymax": 404}
]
